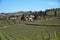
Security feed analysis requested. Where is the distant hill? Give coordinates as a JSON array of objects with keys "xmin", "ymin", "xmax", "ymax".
[{"xmin": 0, "ymin": 8, "xmax": 60, "ymax": 16}]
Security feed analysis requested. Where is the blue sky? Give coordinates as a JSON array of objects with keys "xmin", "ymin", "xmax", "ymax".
[{"xmin": 0, "ymin": 0, "xmax": 60, "ymax": 13}]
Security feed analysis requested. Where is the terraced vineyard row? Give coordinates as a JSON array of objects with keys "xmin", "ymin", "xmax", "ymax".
[{"xmin": 1, "ymin": 24, "xmax": 60, "ymax": 40}]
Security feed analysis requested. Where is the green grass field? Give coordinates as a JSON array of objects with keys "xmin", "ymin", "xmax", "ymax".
[{"xmin": 0, "ymin": 18, "xmax": 60, "ymax": 40}]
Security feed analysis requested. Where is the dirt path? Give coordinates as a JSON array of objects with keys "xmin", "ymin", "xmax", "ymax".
[{"xmin": 0, "ymin": 26, "xmax": 8, "ymax": 28}]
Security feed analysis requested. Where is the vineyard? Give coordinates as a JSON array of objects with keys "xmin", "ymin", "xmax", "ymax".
[{"xmin": 0, "ymin": 18, "xmax": 60, "ymax": 40}]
